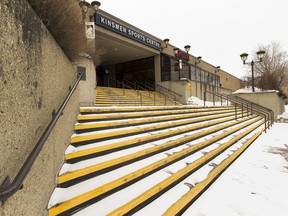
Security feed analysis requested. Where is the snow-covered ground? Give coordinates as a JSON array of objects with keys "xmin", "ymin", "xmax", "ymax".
[
  {"xmin": 184, "ymin": 122, "xmax": 288, "ymax": 216},
  {"xmin": 185, "ymin": 96, "xmax": 288, "ymax": 216}
]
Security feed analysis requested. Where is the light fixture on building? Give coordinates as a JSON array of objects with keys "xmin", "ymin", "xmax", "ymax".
[
  {"xmin": 173, "ymin": 48, "xmax": 179, "ymax": 55},
  {"xmin": 195, "ymin": 56, "xmax": 202, "ymax": 65},
  {"xmin": 184, "ymin": 45, "xmax": 191, "ymax": 53},
  {"xmin": 215, "ymin": 66, "xmax": 221, "ymax": 73},
  {"xmin": 240, "ymin": 50, "xmax": 266, "ymax": 92},
  {"xmin": 91, "ymin": 1, "xmax": 101, "ymax": 12},
  {"xmin": 79, "ymin": 0, "xmax": 91, "ymax": 14},
  {"xmin": 162, "ymin": 38, "xmax": 170, "ymax": 48}
]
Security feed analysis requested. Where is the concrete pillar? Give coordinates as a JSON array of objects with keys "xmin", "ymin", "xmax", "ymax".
[{"xmin": 75, "ymin": 55, "xmax": 97, "ymax": 106}]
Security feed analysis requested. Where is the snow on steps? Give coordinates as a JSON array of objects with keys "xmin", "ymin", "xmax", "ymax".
[{"xmin": 47, "ymin": 105, "xmax": 266, "ymax": 216}]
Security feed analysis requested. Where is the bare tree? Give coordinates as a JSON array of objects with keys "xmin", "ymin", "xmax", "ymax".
[{"xmin": 254, "ymin": 42, "xmax": 288, "ymax": 95}]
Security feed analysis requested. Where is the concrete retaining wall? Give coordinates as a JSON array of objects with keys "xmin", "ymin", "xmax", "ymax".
[
  {"xmin": 0, "ymin": 0, "xmax": 80, "ymax": 215},
  {"xmin": 233, "ymin": 91, "xmax": 285, "ymax": 122}
]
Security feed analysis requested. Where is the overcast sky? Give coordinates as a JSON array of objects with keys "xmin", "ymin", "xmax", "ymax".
[{"xmin": 87, "ymin": 0, "xmax": 288, "ymax": 78}]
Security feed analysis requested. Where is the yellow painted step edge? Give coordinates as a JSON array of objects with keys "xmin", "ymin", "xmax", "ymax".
[
  {"xmin": 74, "ymin": 110, "xmax": 233, "ymax": 131},
  {"xmin": 63, "ymin": 117, "xmax": 240, "ymax": 182},
  {"xmin": 49, "ymin": 117, "xmax": 261, "ymax": 216},
  {"xmin": 71, "ymin": 113, "xmax": 235, "ymax": 144},
  {"xmin": 107, "ymin": 121, "xmax": 263, "ymax": 216},
  {"xmin": 162, "ymin": 129, "xmax": 263, "ymax": 216},
  {"xmin": 77, "ymin": 107, "xmax": 234, "ymax": 121},
  {"xmin": 67, "ymin": 115, "xmax": 237, "ymax": 161},
  {"xmin": 61, "ymin": 117, "xmax": 256, "ymax": 185}
]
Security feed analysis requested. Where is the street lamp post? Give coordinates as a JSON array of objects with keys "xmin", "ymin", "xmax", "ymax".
[
  {"xmin": 240, "ymin": 50, "xmax": 265, "ymax": 92},
  {"xmin": 195, "ymin": 56, "xmax": 202, "ymax": 97}
]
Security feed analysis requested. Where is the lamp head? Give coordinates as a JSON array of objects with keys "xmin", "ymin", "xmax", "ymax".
[
  {"xmin": 163, "ymin": 38, "xmax": 170, "ymax": 48},
  {"xmin": 173, "ymin": 48, "xmax": 179, "ymax": 55},
  {"xmin": 256, "ymin": 50, "xmax": 266, "ymax": 62},
  {"xmin": 79, "ymin": 1, "xmax": 90, "ymax": 13},
  {"xmin": 240, "ymin": 53, "xmax": 248, "ymax": 64},
  {"xmin": 91, "ymin": 1, "xmax": 101, "ymax": 12},
  {"xmin": 184, "ymin": 45, "xmax": 191, "ymax": 53},
  {"xmin": 215, "ymin": 66, "xmax": 220, "ymax": 73}
]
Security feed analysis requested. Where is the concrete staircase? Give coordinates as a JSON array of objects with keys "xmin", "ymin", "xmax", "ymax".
[
  {"xmin": 47, "ymin": 105, "xmax": 266, "ymax": 216},
  {"xmin": 95, "ymin": 86, "xmax": 181, "ymax": 106}
]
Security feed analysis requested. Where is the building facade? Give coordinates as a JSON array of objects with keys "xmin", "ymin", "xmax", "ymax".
[{"xmin": 86, "ymin": 9, "xmax": 242, "ymax": 104}]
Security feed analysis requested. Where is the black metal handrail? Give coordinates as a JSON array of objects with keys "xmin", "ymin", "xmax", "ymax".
[
  {"xmin": 231, "ymin": 94, "xmax": 274, "ymax": 118},
  {"xmin": 125, "ymin": 80, "xmax": 173, "ymax": 106},
  {"xmin": 0, "ymin": 72, "xmax": 84, "ymax": 203},
  {"xmin": 155, "ymin": 84, "xmax": 182, "ymax": 98},
  {"xmin": 122, "ymin": 79, "xmax": 157, "ymax": 105},
  {"xmin": 135, "ymin": 81, "xmax": 181, "ymax": 105},
  {"xmin": 107, "ymin": 77, "xmax": 143, "ymax": 105},
  {"xmin": 222, "ymin": 93, "xmax": 274, "ymax": 127},
  {"xmin": 204, "ymin": 91, "xmax": 274, "ymax": 132}
]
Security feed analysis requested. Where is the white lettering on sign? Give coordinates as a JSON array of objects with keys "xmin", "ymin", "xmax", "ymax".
[
  {"xmin": 101, "ymin": 17, "xmax": 127, "ymax": 34},
  {"xmin": 127, "ymin": 30, "xmax": 146, "ymax": 42},
  {"xmin": 98, "ymin": 16, "xmax": 161, "ymax": 50}
]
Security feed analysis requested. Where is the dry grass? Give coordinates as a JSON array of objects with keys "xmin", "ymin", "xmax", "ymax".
[{"xmin": 28, "ymin": 0, "xmax": 87, "ymax": 61}]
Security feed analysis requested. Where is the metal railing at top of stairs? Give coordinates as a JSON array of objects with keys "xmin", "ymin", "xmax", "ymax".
[
  {"xmin": 204, "ymin": 91, "xmax": 274, "ymax": 132},
  {"xmin": 122, "ymin": 79, "xmax": 157, "ymax": 105},
  {"xmin": 0, "ymin": 72, "xmax": 84, "ymax": 204},
  {"xmin": 107, "ymin": 77, "xmax": 143, "ymax": 106},
  {"xmin": 135, "ymin": 81, "xmax": 181, "ymax": 105},
  {"xmin": 125, "ymin": 80, "xmax": 173, "ymax": 106}
]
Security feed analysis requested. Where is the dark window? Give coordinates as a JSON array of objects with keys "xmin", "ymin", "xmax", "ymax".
[
  {"xmin": 117, "ymin": 57, "xmax": 155, "ymax": 85},
  {"xmin": 190, "ymin": 65, "xmax": 196, "ymax": 81},
  {"xmin": 161, "ymin": 55, "xmax": 171, "ymax": 81},
  {"xmin": 171, "ymin": 58, "xmax": 179, "ymax": 81},
  {"xmin": 182, "ymin": 62, "xmax": 190, "ymax": 79}
]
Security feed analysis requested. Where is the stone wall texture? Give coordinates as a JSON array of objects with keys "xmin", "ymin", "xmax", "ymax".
[{"xmin": 0, "ymin": 0, "xmax": 80, "ymax": 215}]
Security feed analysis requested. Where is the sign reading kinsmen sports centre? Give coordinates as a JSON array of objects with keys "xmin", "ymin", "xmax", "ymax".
[{"xmin": 95, "ymin": 14, "xmax": 162, "ymax": 51}]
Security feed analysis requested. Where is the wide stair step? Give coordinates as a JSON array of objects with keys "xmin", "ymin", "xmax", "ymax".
[
  {"xmin": 95, "ymin": 86, "xmax": 181, "ymax": 106},
  {"xmin": 48, "ymin": 105, "xmax": 266, "ymax": 216}
]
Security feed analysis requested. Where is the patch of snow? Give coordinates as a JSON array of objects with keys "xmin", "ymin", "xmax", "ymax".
[
  {"xmin": 187, "ymin": 96, "xmax": 228, "ymax": 106},
  {"xmin": 233, "ymin": 86, "xmax": 278, "ymax": 94},
  {"xmin": 277, "ymin": 104, "xmax": 288, "ymax": 121}
]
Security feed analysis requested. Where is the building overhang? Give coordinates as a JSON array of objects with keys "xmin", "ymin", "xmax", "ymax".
[{"xmin": 94, "ymin": 10, "xmax": 161, "ymax": 66}]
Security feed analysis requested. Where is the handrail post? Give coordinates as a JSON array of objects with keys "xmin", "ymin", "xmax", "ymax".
[
  {"xmin": 204, "ymin": 91, "xmax": 206, "ymax": 106},
  {"xmin": 122, "ymin": 81, "xmax": 125, "ymax": 95},
  {"xmin": 246, "ymin": 104, "xmax": 249, "ymax": 117},
  {"xmin": 264, "ymin": 114, "xmax": 267, "ymax": 133},
  {"xmin": 227, "ymin": 95, "xmax": 229, "ymax": 106},
  {"xmin": 139, "ymin": 92, "xmax": 142, "ymax": 106},
  {"xmin": 235, "ymin": 104, "xmax": 237, "ymax": 121}
]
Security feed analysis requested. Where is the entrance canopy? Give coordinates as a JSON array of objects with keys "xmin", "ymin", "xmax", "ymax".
[{"xmin": 94, "ymin": 11, "xmax": 161, "ymax": 66}]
